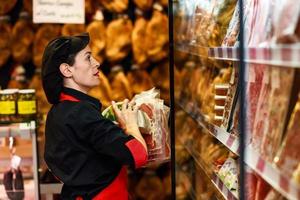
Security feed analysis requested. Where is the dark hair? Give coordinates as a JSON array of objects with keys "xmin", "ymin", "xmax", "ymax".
[{"xmin": 65, "ymin": 53, "xmax": 76, "ymax": 66}]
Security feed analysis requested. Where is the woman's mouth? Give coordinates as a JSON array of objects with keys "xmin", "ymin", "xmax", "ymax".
[{"xmin": 94, "ymin": 71, "xmax": 99, "ymax": 76}]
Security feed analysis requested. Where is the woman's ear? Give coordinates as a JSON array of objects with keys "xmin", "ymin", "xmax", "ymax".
[{"xmin": 59, "ymin": 63, "xmax": 72, "ymax": 78}]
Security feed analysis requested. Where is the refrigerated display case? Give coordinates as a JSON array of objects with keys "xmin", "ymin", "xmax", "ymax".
[{"xmin": 171, "ymin": 0, "xmax": 300, "ymax": 199}]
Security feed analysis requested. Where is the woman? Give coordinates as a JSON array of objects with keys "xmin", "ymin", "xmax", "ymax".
[{"xmin": 41, "ymin": 33, "xmax": 148, "ymax": 199}]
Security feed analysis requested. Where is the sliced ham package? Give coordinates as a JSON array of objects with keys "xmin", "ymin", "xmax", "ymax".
[{"xmin": 102, "ymin": 88, "xmax": 170, "ymax": 165}]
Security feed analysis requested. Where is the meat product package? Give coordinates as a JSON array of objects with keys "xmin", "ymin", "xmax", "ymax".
[
  {"xmin": 33, "ymin": 24, "xmax": 61, "ymax": 68},
  {"xmin": 0, "ymin": 0, "xmax": 17, "ymax": 15},
  {"xmin": 251, "ymin": 67, "xmax": 271, "ymax": 153},
  {"xmin": 222, "ymin": 2, "xmax": 240, "ymax": 46},
  {"xmin": 247, "ymin": 0, "xmax": 274, "ymax": 46},
  {"xmin": 208, "ymin": 0, "xmax": 237, "ymax": 47},
  {"xmin": 222, "ymin": 65, "xmax": 239, "ymax": 130},
  {"xmin": 245, "ymin": 167, "xmax": 257, "ymax": 200},
  {"xmin": 217, "ymin": 158, "xmax": 238, "ymax": 190},
  {"xmin": 272, "ymin": 0, "xmax": 300, "ymax": 43},
  {"xmin": 98, "ymin": 0, "xmax": 128, "ymax": 13},
  {"xmin": 145, "ymin": 10, "xmax": 168, "ymax": 62},
  {"xmin": 133, "ymin": 0, "xmax": 153, "ymax": 11},
  {"xmin": 245, "ymin": 64, "xmax": 264, "ymax": 141},
  {"xmin": 132, "ymin": 17, "xmax": 149, "ymax": 67},
  {"xmin": 0, "ymin": 20, "xmax": 11, "ymax": 68},
  {"xmin": 105, "ymin": 17, "xmax": 133, "ymax": 63},
  {"xmin": 127, "ymin": 66, "xmax": 153, "ymax": 95},
  {"xmin": 86, "ymin": 16, "xmax": 106, "ymax": 64},
  {"xmin": 254, "ymin": 177, "xmax": 271, "ymax": 200},
  {"xmin": 109, "ymin": 66, "xmax": 133, "ymax": 101},
  {"xmin": 88, "ymin": 71, "xmax": 113, "ymax": 108},
  {"xmin": 11, "ymin": 16, "xmax": 34, "ymax": 64},
  {"xmin": 102, "ymin": 88, "xmax": 170, "ymax": 165},
  {"xmin": 260, "ymin": 67, "xmax": 294, "ymax": 161},
  {"xmin": 275, "ymin": 95, "xmax": 300, "ymax": 177}
]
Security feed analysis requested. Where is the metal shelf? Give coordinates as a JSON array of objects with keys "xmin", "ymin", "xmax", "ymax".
[
  {"xmin": 0, "ymin": 121, "xmax": 36, "ymax": 138},
  {"xmin": 245, "ymin": 145, "xmax": 300, "ymax": 200},
  {"xmin": 175, "ymin": 42, "xmax": 300, "ymax": 67},
  {"xmin": 177, "ymin": 100, "xmax": 239, "ymax": 155},
  {"xmin": 177, "ymin": 137, "xmax": 238, "ymax": 200}
]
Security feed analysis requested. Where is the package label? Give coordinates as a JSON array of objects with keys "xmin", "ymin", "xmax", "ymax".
[{"xmin": 0, "ymin": 101, "xmax": 16, "ymax": 115}]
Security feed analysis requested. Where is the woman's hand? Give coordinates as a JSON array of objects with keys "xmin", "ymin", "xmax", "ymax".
[
  {"xmin": 112, "ymin": 99, "xmax": 148, "ymax": 153},
  {"xmin": 112, "ymin": 99, "xmax": 139, "ymax": 134}
]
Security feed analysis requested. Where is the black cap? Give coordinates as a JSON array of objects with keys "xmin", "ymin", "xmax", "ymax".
[{"xmin": 42, "ymin": 33, "xmax": 90, "ymax": 104}]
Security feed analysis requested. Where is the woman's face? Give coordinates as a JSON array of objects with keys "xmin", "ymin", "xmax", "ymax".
[{"xmin": 70, "ymin": 45, "xmax": 100, "ymax": 91}]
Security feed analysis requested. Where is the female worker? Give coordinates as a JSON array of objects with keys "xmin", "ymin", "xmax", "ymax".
[{"xmin": 41, "ymin": 33, "xmax": 148, "ymax": 199}]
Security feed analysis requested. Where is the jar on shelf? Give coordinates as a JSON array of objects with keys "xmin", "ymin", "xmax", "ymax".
[
  {"xmin": 17, "ymin": 89, "xmax": 37, "ymax": 121},
  {"xmin": 0, "ymin": 89, "xmax": 18, "ymax": 123}
]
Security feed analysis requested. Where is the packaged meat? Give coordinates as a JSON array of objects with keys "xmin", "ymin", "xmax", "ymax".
[
  {"xmin": 102, "ymin": 88, "xmax": 170, "ymax": 165},
  {"xmin": 247, "ymin": 0, "xmax": 274, "ymax": 46},
  {"xmin": 252, "ymin": 67, "xmax": 271, "ymax": 152},
  {"xmin": 246, "ymin": 64, "xmax": 265, "ymax": 138},
  {"xmin": 222, "ymin": 65, "xmax": 239, "ymax": 130},
  {"xmin": 245, "ymin": 167, "xmax": 257, "ymax": 200},
  {"xmin": 275, "ymin": 94, "xmax": 300, "ymax": 177},
  {"xmin": 254, "ymin": 177, "xmax": 271, "ymax": 200},
  {"xmin": 132, "ymin": 16, "xmax": 149, "ymax": 68},
  {"xmin": 86, "ymin": 10, "xmax": 106, "ymax": 64},
  {"xmin": 145, "ymin": 9, "xmax": 168, "ymax": 62},
  {"xmin": 207, "ymin": 0, "xmax": 237, "ymax": 47},
  {"xmin": 260, "ymin": 67, "xmax": 294, "ymax": 161},
  {"xmin": 105, "ymin": 17, "xmax": 133, "ymax": 63},
  {"xmin": 217, "ymin": 157, "xmax": 238, "ymax": 190},
  {"xmin": 0, "ymin": 18, "xmax": 11, "ymax": 68},
  {"xmin": 11, "ymin": 12, "xmax": 34, "ymax": 64},
  {"xmin": 98, "ymin": 0, "xmax": 128, "ymax": 13},
  {"xmin": 127, "ymin": 65, "xmax": 154, "ymax": 95},
  {"xmin": 272, "ymin": 0, "xmax": 300, "ymax": 43},
  {"xmin": 222, "ymin": 2, "xmax": 240, "ymax": 46}
]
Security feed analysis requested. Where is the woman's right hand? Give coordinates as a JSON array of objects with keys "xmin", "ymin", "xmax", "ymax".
[{"xmin": 112, "ymin": 99, "xmax": 139, "ymax": 134}]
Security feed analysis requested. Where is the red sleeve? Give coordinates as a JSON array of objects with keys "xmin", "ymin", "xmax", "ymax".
[{"xmin": 125, "ymin": 139, "xmax": 148, "ymax": 168}]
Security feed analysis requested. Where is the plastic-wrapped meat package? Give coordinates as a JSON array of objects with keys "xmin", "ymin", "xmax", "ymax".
[
  {"xmin": 244, "ymin": 0, "xmax": 258, "ymax": 45},
  {"xmin": 208, "ymin": 0, "xmax": 237, "ymax": 47},
  {"xmin": 245, "ymin": 167, "xmax": 257, "ymax": 200},
  {"xmin": 247, "ymin": 0, "xmax": 274, "ymax": 46},
  {"xmin": 275, "ymin": 95, "xmax": 300, "ymax": 177},
  {"xmin": 252, "ymin": 67, "xmax": 271, "ymax": 153},
  {"xmin": 102, "ymin": 88, "xmax": 170, "ymax": 165},
  {"xmin": 254, "ymin": 177, "xmax": 271, "ymax": 200},
  {"xmin": 260, "ymin": 68, "xmax": 294, "ymax": 161},
  {"xmin": 222, "ymin": 2, "xmax": 240, "ymax": 46},
  {"xmin": 222, "ymin": 65, "xmax": 238, "ymax": 130},
  {"xmin": 272, "ymin": 0, "xmax": 300, "ymax": 43},
  {"xmin": 246, "ymin": 64, "xmax": 264, "ymax": 139}
]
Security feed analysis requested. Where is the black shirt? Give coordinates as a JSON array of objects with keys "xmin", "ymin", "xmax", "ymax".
[{"xmin": 44, "ymin": 87, "xmax": 135, "ymax": 199}]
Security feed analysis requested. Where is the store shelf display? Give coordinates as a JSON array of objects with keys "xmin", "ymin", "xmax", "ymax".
[{"xmin": 173, "ymin": 0, "xmax": 300, "ymax": 199}]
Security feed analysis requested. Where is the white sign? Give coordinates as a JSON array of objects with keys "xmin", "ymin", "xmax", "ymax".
[{"xmin": 33, "ymin": 0, "xmax": 85, "ymax": 24}]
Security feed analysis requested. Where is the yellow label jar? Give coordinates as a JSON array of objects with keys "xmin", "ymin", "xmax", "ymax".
[
  {"xmin": 0, "ymin": 89, "xmax": 18, "ymax": 122},
  {"xmin": 17, "ymin": 89, "xmax": 37, "ymax": 120}
]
